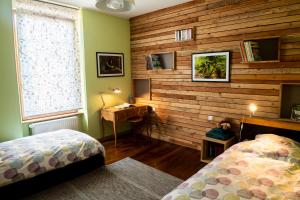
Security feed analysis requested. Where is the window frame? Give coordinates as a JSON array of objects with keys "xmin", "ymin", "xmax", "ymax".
[{"xmin": 12, "ymin": 6, "xmax": 83, "ymax": 123}]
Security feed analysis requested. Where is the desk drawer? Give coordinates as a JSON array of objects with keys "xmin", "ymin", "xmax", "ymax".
[
  {"xmin": 115, "ymin": 110, "xmax": 128, "ymax": 122},
  {"xmin": 115, "ymin": 106, "xmax": 148, "ymax": 121}
]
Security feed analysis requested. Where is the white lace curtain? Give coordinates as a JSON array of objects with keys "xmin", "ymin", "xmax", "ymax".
[{"xmin": 14, "ymin": 0, "xmax": 82, "ymax": 120}]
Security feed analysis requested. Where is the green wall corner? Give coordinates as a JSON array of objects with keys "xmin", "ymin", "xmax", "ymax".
[
  {"xmin": 0, "ymin": 0, "xmax": 23, "ymax": 141},
  {"xmin": 81, "ymin": 9, "xmax": 132, "ymax": 139}
]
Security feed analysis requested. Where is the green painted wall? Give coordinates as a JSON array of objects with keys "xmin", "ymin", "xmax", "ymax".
[
  {"xmin": 0, "ymin": 1, "xmax": 131, "ymax": 141},
  {"xmin": 0, "ymin": 0, "xmax": 23, "ymax": 141},
  {"xmin": 81, "ymin": 9, "xmax": 132, "ymax": 139}
]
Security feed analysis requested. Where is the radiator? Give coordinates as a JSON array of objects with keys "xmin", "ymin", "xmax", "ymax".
[{"xmin": 29, "ymin": 116, "xmax": 80, "ymax": 135}]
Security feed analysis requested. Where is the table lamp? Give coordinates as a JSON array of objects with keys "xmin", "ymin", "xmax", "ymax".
[
  {"xmin": 248, "ymin": 103, "xmax": 257, "ymax": 117},
  {"xmin": 100, "ymin": 88, "xmax": 122, "ymax": 109}
]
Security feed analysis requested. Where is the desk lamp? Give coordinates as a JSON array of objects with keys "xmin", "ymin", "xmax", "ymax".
[{"xmin": 100, "ymin": 88, "xmax": 121, "ymax": 109}]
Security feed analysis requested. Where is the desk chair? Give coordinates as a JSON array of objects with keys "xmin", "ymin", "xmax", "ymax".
[{"xmin": 128, "ymin": 107, "xmax": 151, "ymax": 142}]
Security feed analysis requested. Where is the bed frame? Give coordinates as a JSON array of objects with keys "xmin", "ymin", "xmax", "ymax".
[
  {"xmin": 0, "ymin": 153, "xmax": 105, "ymax": 198},
  {"xmin": 240, "ymin": 117, "xmax": 300, "ymax": 142}
]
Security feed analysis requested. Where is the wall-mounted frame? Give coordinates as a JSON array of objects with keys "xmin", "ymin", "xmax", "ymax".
[
  {"xmin": 192, "ymin": 51, "xmax": 230, "ymax": 82},
  {"xmin": 132, "ymin": 78, "xmax": 151, "ymax": 100},
  {"xmin": 96, "ymin": 52, "xmax": 124, "ymax": 77}
]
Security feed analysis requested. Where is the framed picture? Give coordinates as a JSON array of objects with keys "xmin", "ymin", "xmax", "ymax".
[
  {"xmin": 291, "ymin": 104, "xmax": 300, "ymax": 121},
  {"xmin": 192, "ymin": 51, "xmax": 230, "ymax": 82},
  {"xmin": 96, "ymin": 52, "xmax": 124, "ymax": 77}
]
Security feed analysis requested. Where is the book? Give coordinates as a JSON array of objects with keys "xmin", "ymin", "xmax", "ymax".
[
  {"xmin": 240, "ymin": 41, "xmax": 247, "ymax": 62},
  {"xmin": 244, "ymin": 41, "xmax": 253, "ymax": 62},
  {"xmin": 145, "ymin": 55, "xmax": 152, "ymax": 70},
  {"xmin": 150, "ymin": 54, "xmax": 162, "ymax": 69},
  {"xmin": 250, "ymin": 41, "xmax": 261, "ymax": 61}
]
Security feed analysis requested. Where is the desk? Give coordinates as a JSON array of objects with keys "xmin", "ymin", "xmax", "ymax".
[{"xmin": 101, "ymin": 105, "xmax": 148, "ymax": 147}]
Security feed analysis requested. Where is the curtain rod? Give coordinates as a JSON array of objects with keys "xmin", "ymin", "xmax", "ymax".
[{"xmin": 36, "ymin": 0, "xmax": 79, "ymax": 10}]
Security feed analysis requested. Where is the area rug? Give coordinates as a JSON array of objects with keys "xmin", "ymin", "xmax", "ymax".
[{"xmin": 25, "ymin": 157, "xmax": 183, "ymax": 200}]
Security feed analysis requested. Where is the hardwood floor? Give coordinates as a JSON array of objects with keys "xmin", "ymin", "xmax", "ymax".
[{"xmin": 102, "ymin": 134, "xmax": 205, "ymax": 180}]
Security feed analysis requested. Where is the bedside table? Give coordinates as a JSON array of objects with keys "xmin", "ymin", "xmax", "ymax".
[{"xmin": 200, "ymin": 136, "xmax": 235, "ymax": 163}]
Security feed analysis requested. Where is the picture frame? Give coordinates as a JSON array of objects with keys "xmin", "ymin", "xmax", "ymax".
[
  {"xmin": 192, "ymin": 51, "xmax": 230, "ymax": 82},
  {"xmin": 291, "ymin": 104, "xmax": 300, "ymax": 121},
  {"xmin": 96, "ymin": 52, "xmax": 124, "ymax": 77}
]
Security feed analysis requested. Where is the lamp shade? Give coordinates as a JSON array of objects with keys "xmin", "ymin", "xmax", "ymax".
[
  {"xmin": 96, "ymin": 0, "xmax": 135, "ymax": 12},
  {"xmin": 249, "ymin": 103, "xmax": 257, "ymax": 113},
  {"xmin": 112, "ymin": 88, "xmax": 121, "ymax": 94}
]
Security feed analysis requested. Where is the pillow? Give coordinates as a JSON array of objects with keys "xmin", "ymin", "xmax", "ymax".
[
  {"xmin": 255, "ymin": 134, "xmax": 300, "ymax": 147},
  {"xmin": 254, "ymin": 134, "xmax": 300, "ymax": 163}
]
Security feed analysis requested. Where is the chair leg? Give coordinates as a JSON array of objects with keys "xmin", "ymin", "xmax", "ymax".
[
  {"xmin": 133, "ymin": 124, "xmax": 137, "ymax": 143},
  {"xmin": 146, "ymin": 122, "xmax": 152, "ymax": 143}
]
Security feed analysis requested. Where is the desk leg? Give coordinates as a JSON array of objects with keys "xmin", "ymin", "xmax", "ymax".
[
  {"xmin": 101, "ymin": 117, "xmax": 105, "ymax": 137},
  {"xmin": 113, "ymin": 121, "xmax": 117, "ymax": 147}
]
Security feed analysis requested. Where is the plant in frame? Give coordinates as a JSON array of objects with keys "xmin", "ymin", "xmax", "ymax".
[{"xmin": 194, "ymin": 55, "xmax": 227, "ymax": 79}]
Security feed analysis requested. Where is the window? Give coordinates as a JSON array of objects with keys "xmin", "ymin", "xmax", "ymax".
[{"xmin": 13, "ymin": 0, "xmax": 82, "ymax": 121}]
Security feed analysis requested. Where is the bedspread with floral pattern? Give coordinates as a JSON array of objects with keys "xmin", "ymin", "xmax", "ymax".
[
  {"xmin": 162, "ymin": 134, "xmax": 300, "ymax": 200},
  {"xmin": 0, "ymin": 129, "xmax": 105, "ymax": 187}
]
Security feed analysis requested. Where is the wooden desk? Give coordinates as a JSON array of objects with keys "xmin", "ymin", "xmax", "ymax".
[{"xmin": 101, "ymin": 105, "xmax": 148, "ymax": 147}]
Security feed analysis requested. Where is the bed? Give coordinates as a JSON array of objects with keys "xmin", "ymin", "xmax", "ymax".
[
  {"xmin": 162, "ymin": 134, "xmax": 300, "ymax": 200},
  {"xmin": 0, "ymin": 129, "xmax": 105, "ymax": 197}
]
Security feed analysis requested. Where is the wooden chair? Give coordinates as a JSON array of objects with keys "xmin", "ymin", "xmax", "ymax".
[{"xmin": 128, "ymin": 107, "xmax": 151, "ymax": 142}]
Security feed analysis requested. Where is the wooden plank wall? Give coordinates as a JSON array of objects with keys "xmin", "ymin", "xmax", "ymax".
[{"xmin": 130, "ymin": 0, "xmax": 300, "ymax": 150}]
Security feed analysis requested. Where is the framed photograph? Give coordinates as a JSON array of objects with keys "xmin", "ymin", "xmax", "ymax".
[
  {"xmin": 192, "ymin": 51, "xmax": 230, "ymax": 82},
  {"xmin": 96, "ymin": 52, "xmax": 124, "ymax": 77},
  {"xmin": 291, "ymin": 104, "xmax": 300, "ymax": 121}
]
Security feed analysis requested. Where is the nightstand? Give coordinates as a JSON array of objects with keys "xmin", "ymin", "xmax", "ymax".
[{"xmin": 200, "ymin": 136, "xmax": 235, "ymax": 163}]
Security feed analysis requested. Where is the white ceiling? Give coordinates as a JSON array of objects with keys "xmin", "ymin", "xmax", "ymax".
[{"xmin": 48, "ymin": 0, "xmax": 193, "ymax": 18}]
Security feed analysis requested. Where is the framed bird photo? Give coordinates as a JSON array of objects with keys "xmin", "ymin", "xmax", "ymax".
[{"xmin": 96, "ymin": 52, "xmax": 124, "ymax": 77}]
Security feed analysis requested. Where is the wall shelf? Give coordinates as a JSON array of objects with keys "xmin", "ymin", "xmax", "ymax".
[
  {"xmin": 201, "ymin": 136, "xmax": 235, "ymax": 163},
  {"xmin": 175, "ymin": 27, "xmax": 195, "ymax": 42},
  {"xmin": 280, "ymin": 83, "xmax": 300, "ymax": 120},
  {"xmin": 146, "ymin": 52, "xmax": 175, "ymax": 70},
  {"xmin": 132, "ymin": 78, "xmax": 151, "ymax": 100},
  {"xmin": 240, "ymin": 36, "xmax": 280, "ymax": 63}
]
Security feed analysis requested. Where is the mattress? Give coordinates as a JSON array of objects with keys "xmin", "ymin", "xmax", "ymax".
[
  {"xmin": 162, "ymin": 134, "xmax": 300, "ymax": 200},
  {"xmin": 0, "ymin": 129, "xmax": 105, "ymax": 187}
]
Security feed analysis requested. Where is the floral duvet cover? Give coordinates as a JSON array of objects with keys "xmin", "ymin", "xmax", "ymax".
[
  {"xmin": 163, "ymin": 134, "xmax": 300, "ymax": 200},
  {"xmin": 0, "ymin": 129, "xmax": 105, "ymax": 187}
]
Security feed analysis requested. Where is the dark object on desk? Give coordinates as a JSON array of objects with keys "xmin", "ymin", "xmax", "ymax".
[{"xmin": 206, "ymin": 128, "xmax": 234, "ymax": 140}]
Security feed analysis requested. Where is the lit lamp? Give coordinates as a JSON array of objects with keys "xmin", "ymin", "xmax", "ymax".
[
  {"xmin": 100, "ymin": 87, "xmax": 121, "ymax": 109},
  {"xmin": 112, "ymin": 88, "xmax": 121, "ymax": 94},
  {"xmin": 248, "ymin": 103, "xmax": 257, "ymax": 117}
]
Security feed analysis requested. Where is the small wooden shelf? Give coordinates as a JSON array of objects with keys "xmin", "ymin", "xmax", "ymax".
[
  {"xmin": 280, "ymin": 83, "xmax": 300, "ymax": 120},
  {"xmin": 240, "ymin": 60, "xmax": 280, "ymax": 64},
  {"xmin": 240, "ymin": 36, "xmax": 280, "ymax": 63},
  {"xmin": 175, "ymin": 27, "xmax": 195, "ymax": 42},
  {"xmin": 132, "ymin": 78, "xmax": 151, "ymax": 100},
  {"xmin": 201, "ymin": 136, "xmax": 235, "ymax": 164},
  {"xmin": 146, "ymin": 52, "xmax": 175, "ymax": 70}
]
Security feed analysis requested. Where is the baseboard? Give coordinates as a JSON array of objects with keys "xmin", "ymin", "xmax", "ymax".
[{"xmin": 98, "ymin": 130, "xmax": 131, "ymax": 142}]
